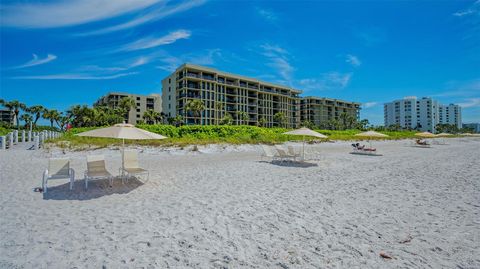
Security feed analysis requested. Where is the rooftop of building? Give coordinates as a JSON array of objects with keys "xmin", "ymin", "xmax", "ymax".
[
  {"xmin": 97, "ymin": 92, "xmax": 160, "ymax": 99},
  {"xmin": 301, "ymin": 96, "xmax": 361, "ymax": 105},
  {"xmin": 170, "ymin": 63, "xmax": 302, "ymax": 94}
]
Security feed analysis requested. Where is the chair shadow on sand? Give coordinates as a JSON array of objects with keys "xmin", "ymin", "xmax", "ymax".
[
  {"xmin": 42, "ymin": 177, "xmax": 144, "ymax": 201},
  {"xmin": 258, "ymin": 160, "xmax": 318, "ymax": 168}
]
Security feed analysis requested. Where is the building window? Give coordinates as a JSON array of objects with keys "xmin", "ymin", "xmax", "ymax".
[
  {"xmin": 169, "ymin": 87, "xmax": 171, "ymax": 92},
  {"xmin": 169, "ymin": 95, "xmax": 171, "ymax": 100},
  {"xmin": 169, "ymin": 78, "xmax": 171, "ymax": 83},
  {"xmin": 168, "ymin": 104, "xmax": 171, "ymax": 109},
  {"xmin": 136, "ymin": 97, "xmax": 140, "ymax": 101},
  {"xmin": 136, "ymin": 109, "xmax": 140, "ymax": 112},
  {"xmin": 136, "ymin": 114, "xmax": 140, "ymax": 118}
]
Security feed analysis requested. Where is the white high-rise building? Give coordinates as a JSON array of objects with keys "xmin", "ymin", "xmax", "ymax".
[
  {"xmin": 384, "ymin": 97, "xmax": 461, "ymax": 133},
  {"xmin": 439, "ymin": 103, "xmax": 462, "ymax": 129}
]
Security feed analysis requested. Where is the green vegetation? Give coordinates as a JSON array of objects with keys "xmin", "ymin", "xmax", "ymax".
[{"xmin": 51, "ymin": 125, "xmax": 424, "ymax": 149}]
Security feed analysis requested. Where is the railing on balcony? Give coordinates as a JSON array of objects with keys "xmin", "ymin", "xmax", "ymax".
[{"xmin": 187, "ymin": 73, "xmax": 200, "ymax": 78}]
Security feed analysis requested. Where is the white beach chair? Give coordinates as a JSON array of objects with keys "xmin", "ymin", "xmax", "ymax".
[
  {"xmin": 121, "ymin": 150, "xmax": 149, "ymax": 183},
  {"xmin": 84, "ymin": 155, "xmax": 113, "ymax": 189},
  {"xmin": 42, "ymin": 158, "xmax": 75, "ymax": 194},
  {"xmin": 261, "ymin": 145, "xmax": 279, "ymax": 161},
  {"xmin": 287, "ymin": 145, "xmax": 301, "ymax": 161},
  {"xmin": 275, "ymin": 146, "xmax": 295, "ymax": 162}
]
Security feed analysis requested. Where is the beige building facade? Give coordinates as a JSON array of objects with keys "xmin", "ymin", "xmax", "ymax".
[
  {"xmin": 162, "ymin": 64, "xmax": 301, "ymax": 127},
  {"xmin": 94, "ymin": 92, "xmax": 162, "ymax": 125},
  {"xmin": 300, "ymin": 97, "xmax": 361, "ymax": 125}
]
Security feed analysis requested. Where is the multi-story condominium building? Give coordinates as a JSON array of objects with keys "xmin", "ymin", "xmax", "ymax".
[
  {"xmin": 94, "ymin": 92, "xmax": 162, "ymax": 125},
  {"xmin": 0, "ymin": 108, "xmax": 15, "ymax": 125},
  {"xmin": 300, "ymin": 97, "xmax": 360, "ymax": 125},
  {"xmin": 162, "ymin": 63, "xmax": 301, "ymax": 127},
  {"xmin": 463, "ymin": 123, "xmax": 480, "ymax": 133},
  {"xmin": 439, "ymin": 104, "xmax": 462, "ymax": 129},
  {"xmin": 384, "ymin": 96, "xmax": 462, "ymax": 133}
]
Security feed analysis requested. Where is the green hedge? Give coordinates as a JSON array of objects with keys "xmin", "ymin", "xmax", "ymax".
[{"xmin": 55, "ymin": 125, "xmax": 424, "ymax": 148}]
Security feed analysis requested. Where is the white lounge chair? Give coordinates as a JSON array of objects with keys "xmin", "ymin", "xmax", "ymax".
[
  {"xmin": 275, "ymin": 146, "xmax": 296, "ymax": 162},
  {"xmin": 287, "ymin": 145, "xmax": 301, "ymax": 161},
  {"xmin": 84, "ymin": 155, "xmax": 113, "ymax": 189},
  {"xmin": 121, "ymin": 150, "xmax": 149, "ymax": 183},
  {"xmin": 42, "ymin": 158, "xmax": 75, "ymax": 194},
  {"xmin": 261, "ymin": 145, "xmax": 279, "ymax": 161}
]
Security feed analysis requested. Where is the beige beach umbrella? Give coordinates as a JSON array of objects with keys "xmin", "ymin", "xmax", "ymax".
[
  {"xmin": 415, "ymin": 131, "xmax": 437, "ymax": 138},
  {"xmin": 354, "ymin": 131, "xmax": 389, "ymax": 148},
  {"xmin": 76, "ymin": 123, "xmax": 167, "ymax": 173},
  {"xmin": 283, "ymin": 127, "xmax": 328, "ymax": 159}
]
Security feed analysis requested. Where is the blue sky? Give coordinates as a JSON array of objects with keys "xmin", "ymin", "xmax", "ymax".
[{"xmin": 1, "ymin": 0, "xmax": 479, "ymax": 124}]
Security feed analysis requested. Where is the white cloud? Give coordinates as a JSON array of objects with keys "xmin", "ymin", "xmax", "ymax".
[
  {"xmin": 77, "ymin": 0, "xmax": 206, "ymax": 36},
  {"xmin": 256, "ymin": 7, "xmax": 278, "ymax": 23},
  {"xmin": 345, "ymin": 54, "xmax": 361, "ymax": 67},
  {"xmin": 259, "ymin": 44, "xmax": 294, "ymax": 82},
  {"xmin": 1, "ymin": 0, "xmax": 160, "ymax": 28},
  {"xmin": 14, "ymin": 54, "xmax": 57, "ymax": 69},
  {"xmin": 119, "ymin": 30, "xmax": 191, "ymax": 51},
  {"xmin": 363, "ymin": 102, "xmax": 378, "ymax": 108},
  {"xmin": 12, "ymin": 72, "xmax": 138, "ymax": 80},
  {"xmin": 129, "ymin": 56, "xmax": 150, "ymax": 68},
  {"xmin": 298, "ymin": 72, "xmax": 352, "ymax": 91},
  {"xmin": 453, "ymin": 0, "xmax": 480, "ymax": 17},
  {"xmin": 155, "ymin": 49, "xmax": 230, "ymax": 71},
  {"xmin": 458, "ymin": 98, "xmax": 480, "ymax": 108}
]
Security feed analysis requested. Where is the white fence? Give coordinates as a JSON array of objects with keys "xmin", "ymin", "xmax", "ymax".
[{"xmin": 0, "ymin": 130, "xmax": 62, "ymax": 150}]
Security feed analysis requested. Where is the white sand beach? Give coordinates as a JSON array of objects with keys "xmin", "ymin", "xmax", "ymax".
[{"xmin": 1, "ymin": 138, "xmax": 479, "ymax": 268}]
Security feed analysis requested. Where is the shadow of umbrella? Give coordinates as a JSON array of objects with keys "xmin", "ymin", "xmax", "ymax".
[
  {"xmin": 261, "ymin": 160, "xmax": 319, "ymax": 168},
  {"xmin": 42, "ymin": 177, "xmax": 144, "ymax": 201}
]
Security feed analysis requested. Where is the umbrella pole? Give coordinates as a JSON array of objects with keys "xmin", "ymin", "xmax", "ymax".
[
  {"xmin": 303, "ymin": 135, "xmax": 305, "ymax": 161},
  {"xmin": 122, "ymin": 138, "xmax": 125, "ymax": 177}
]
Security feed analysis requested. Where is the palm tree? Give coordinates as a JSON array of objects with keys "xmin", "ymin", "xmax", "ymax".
[
  {"xmin": 27, "ymin": 105, "xmax": 44, "ymax": 128},
  {"xmin": 273, "ymin": 112, "xmax": 287, "ymax": 128},
  {"xmin": 236, "ymin": 111, "xmax": 249, "ymax": 125},
  {"xmin": 185, "ymin": 99, "xmax": 205, "ymax": 125},
  {"xmin": 143, "ymin": 109, "xmax": 160, "ymax": 124},
  {"xmin": 173, "ymin": 115, "xmax": 184, "ymax": 127},
  {"xmin": 57, "ymin": 114, "xmax": 71, "ymax": 131},
  {"xmin": 118, "ymin": 97, "xmax": 136, "ymax": 123},
  {"xmin": 4, "ymin": 100, "xmax": 26, "ymax": 130},
  {"xmin": 220, "ymin": 113, "xmax": 233, "ymax": 125},
  {"xmin": 43, "ymin": 109, "xmax": 60, "ymax": 128},
  {"xmin": 20, "ymin": 114, "xmax": 33, "ymax": 128},
  {"xmin": 215, "ymin": 102, "xmax": 224, "ymax": 125},
  {"xmin": 258, "ymin": 117, "xmax": 267, "ymax": 127}
]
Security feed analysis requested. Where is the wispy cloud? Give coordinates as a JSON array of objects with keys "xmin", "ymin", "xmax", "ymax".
[
  {"xmin": 363, "ymin": 102, "xmax": 378, "ymax": 108},
  {"xmin": 1, "ymin": 0, "xmax": 160, "ymax": 28},
  {"xmin": 129, "ymin": 56, "xmax": 150, "ymax": 68},
  {"xmin": 119, "ymin": 30, "xmax": 191, "ymax": 52},
  {"xmin": 432, "ymin": 78, "xmax": 480, "ymax": 98},
  {"xmin": 453, "ymin": 0, "xmax": 480, "ymax": 17},
  {"xmin": 297, "ymin": 72, "xmax": 352, "ymax": 91},
  {"xmin": 12, "ymin": 72, "xmax": 138, "ymax": 80},
  {"xmin": 354, "ymin": 27, "xmax": 387, "ymax": 47},
  {"xmin": 77, "ymin": 0, "xmax": 206, "ymax": 36},
  {"xmin": 259, "ymin": 44, "xmax": 294, "ymax": 82},
  {"xmin": 155, "ymin": 48, "xmax": 234, "ymax": 71},
  {"xmin": 14, "ymin": 54, "xmax": 57, "ymax": 69},
  {"xmin": 345, "ymin": 54, "xmax": 361, "ymax": 67},
  {"xmin": 458, "ymin": 98, "xmax": 480, "ymax": 108},
  {"xmin": 256, "ymin": 7, "xmax": 278, "ymax": 23}
]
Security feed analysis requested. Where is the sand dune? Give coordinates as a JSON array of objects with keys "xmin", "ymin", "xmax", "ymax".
[{"xmin": 0, "ymin": 138, "xmax": 479, "ymax": 268}]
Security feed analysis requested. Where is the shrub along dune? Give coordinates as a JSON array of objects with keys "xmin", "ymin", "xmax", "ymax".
[{"xmin": 51, "ymin": 125, "xmax": 419, "ymax": 149}]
